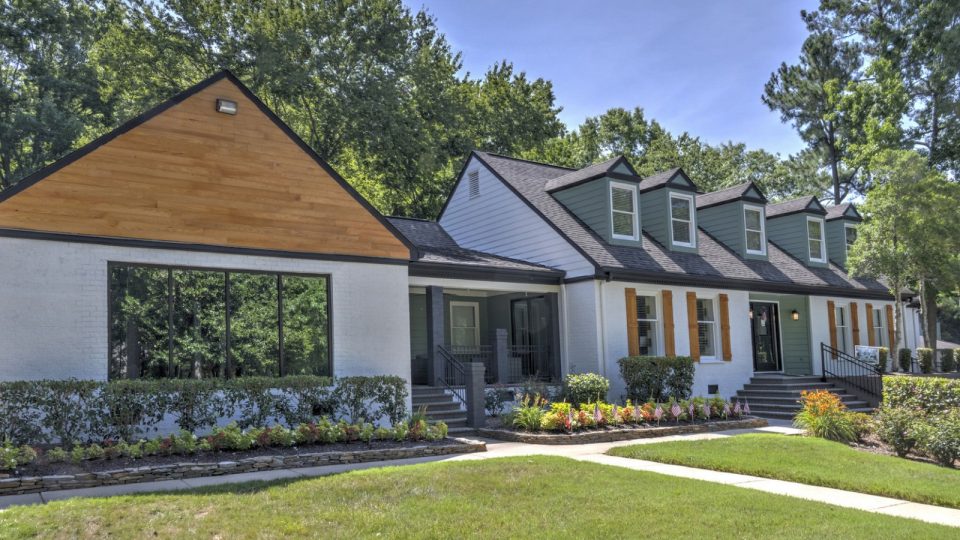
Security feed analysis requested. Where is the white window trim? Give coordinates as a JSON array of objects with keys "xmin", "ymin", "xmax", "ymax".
[
  {"xmin": 835, "ymin": 305, "xmax": 850, "ymax": 353},
  {"xmin": 696, "ymin": 296, "xmax": 719, "ymax": 362},
  {"xmin": 743, "ymin": 204, "xmax": 766, "ymax": 256},
  {"xmin": 610, "ymin": 181, "xmax": 640, "ymax": 241},
  {"xmin": 844, "ymin": 223, "xmax": 857, "ymax": 256},
  {"xmin": 635, "ymin": 292, "xmax": 663, "ymax": 357},
  {"xmin": 669, "ymin": 192, "xmax": 696, "ymax": 248},
  {"xmin": 449, "ymin": 301, "xmax": 480, "ymax": 349},
  {"xmin": 807, "ymin": 216, "xmax": 826, "ymax": 263},
  {"xmin": 872, "ymin": 307, "xmax": 886, "ymax": 347}
]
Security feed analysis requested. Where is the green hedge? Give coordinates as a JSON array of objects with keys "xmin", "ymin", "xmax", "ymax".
[
  {"xmin": 882, "ymin": 375, "xmax": 960, "ymax": 415},
  {"xmin": 898, "ymin": 348, "xmax": 912, "ymax": 372},
  {"xmin": 0, "ymin": 376, "xmax": 407, "ymax": 445},
  {"xmin": 561, "ymin": 373, "xmax": 610, "ymax": 405},
  {"xmin": 617, "ymin": 356, "xmax": 695, "ymax": 403},
  {"xmin": 917, "ymin": 348, "xmax": 934, "ymax": 374},
  {"xmin": 941, "ymin": 349, "xmax": 956, "ymax": 373}
]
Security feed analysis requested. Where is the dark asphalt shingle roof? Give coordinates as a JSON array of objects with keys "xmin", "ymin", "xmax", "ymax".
[
  {"xmin": 695, "ymin": 182, "xmax": 754, "ymax": 209},
  {"xmin": 766, "ymin": 196, "xmax": 825, "ymax": 218},
  {"xmin": 387, "ymin": 216, "xmax": 561, "ymax": 273},
  {"xmin": 544, "ymin": 156, "xmax": 624, "ymax": 192},
  {"xmin": 825, "ymin": 202, "xmax": 862, "ymax": 221},
  {"xmin": 638, "ymin": 167, "xmax": 683, "ymax": 191},
  {"xmin": 471, "ymin": 151, "xmax": 889, "ymax": 296}
]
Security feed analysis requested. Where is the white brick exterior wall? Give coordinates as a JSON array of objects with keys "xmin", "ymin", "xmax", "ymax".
[{"xmin": 0, "ymin": 237, "xmax": 411, "ymax": 387}]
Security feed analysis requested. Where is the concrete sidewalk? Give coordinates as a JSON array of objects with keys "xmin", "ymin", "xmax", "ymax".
[{"xmin": 2, "ymin": 422, "xmax": 958, "ymax": 528}]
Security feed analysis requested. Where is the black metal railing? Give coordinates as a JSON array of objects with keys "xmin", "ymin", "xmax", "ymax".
[
  {"xmin": 448, "ymin": 345, "xmax": 495, "ymax": 383},
  {"xmin": 820, "ymin": 343, "xmax": 882, "ymax": 398},
  {"xmin": 506, "ymin": 344, "xmax": 555, "ymax": 383},
  {"xmin": 436, "ymin": 345, "xmax": 467, "ymax": 406}
]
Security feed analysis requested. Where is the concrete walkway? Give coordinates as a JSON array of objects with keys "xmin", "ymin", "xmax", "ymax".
[{"xmin": 2, "ymin": 421, "xmax": 958, "ymax": 529}]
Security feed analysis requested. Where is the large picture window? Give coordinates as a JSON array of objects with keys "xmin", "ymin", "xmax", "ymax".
[{"xmin": 109, "ymin": 264, "xmax": 330, "ymax": 380}]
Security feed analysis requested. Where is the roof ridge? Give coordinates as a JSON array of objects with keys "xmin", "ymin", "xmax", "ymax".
[
  {"xmin": 475, "ymin": 150, "xmax": 576, "ymax": 171},
  {"xmin": 386, "ymin": 215, "xmax": 434, "ymax": 222}
]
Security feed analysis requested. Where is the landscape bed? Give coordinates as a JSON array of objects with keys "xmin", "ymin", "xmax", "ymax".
[
  {"xmin": 478, "ymin": 416, "xmax": 767, "ymax": 444},
  {"xmin": 0, "ymin": 438, "xmax": 485, "ymax": 496}
]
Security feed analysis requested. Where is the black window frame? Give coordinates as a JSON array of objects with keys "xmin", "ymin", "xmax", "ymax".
[{"xmin": 106, "ymin": 261, "xmax": 333, "ymax": 380}]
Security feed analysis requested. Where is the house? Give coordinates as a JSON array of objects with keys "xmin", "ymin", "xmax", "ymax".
[{"xmin": 0, "ymin": 73, "xmax": 922, "ymax": 423}]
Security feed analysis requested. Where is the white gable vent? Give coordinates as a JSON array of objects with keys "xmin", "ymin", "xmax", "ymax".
[{"xmin": 468, "ymin": 170, "xmax": 480, "ymax": 198}]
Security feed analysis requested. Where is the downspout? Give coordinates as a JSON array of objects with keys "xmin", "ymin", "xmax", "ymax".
[{"xmin": 596, "ymin": 271, "xmax": 613, "ymax": 379}]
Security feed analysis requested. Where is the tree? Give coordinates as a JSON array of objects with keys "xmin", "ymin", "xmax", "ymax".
[
  {"xmin": 763, "ymin": 13, "xmax": 863, "ymax": 204},
  {"xmin": 847, "ymin": 150, "xmax": 960, "ymax": 357}
]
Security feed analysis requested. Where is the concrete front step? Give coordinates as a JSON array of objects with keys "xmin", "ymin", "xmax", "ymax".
[
  {"xmin": 741, "ymin": 382, "xmax": 838, "ymax": 391},
  {"xmin": 411, "ymin": 400, "xmax": 462, "ymax": 411},
  {"xmin": 737, "ymin": 396, "xmax": 868, "ymax": 408}
]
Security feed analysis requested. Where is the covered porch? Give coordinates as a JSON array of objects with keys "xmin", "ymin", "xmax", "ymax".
[{"xmin": 408, "ymin": 281, "xmax": 562, "ymax": 386}]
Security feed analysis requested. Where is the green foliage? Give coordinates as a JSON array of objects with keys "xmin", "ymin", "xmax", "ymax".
[
  {"xmin": 511, "ymin": 394, "xmax": 548, "ymax": 432},
  {"xmin": 942, "ymin": 349, "xmax": 957, "ymax": 373},
  {"xmin": 617, "ymin": 356, "xmax": 695, "ymax": 403},
  {"xmin": 876, "ymin": 407, "xmax": 924, "ymax": 457},
  {"xmin": 0, "ymin": 441, "xmax": 36, "ymax": 471},
  {"xmin": 882, "ymin": 376, "xmax": 960, "ymax": 416},
  {"xmin": 561, "ymin": 373, "xmax": 610, "ymax": 406},
  {"xmin": 878, "ymin": 347, "xmax": 888, "ymax": 373},
  {"xmin": 917, "ymin": 348, "xmax": 934, "ymax": 374},
  {"xmin": 898, "ymin": 348, "xmax": 912, "ymax": 372},
  {"xmin": 792, "ymin": 390, "xmax": 856, "ymax": 443},
  {"xmin": 484, "ymin": 385, "xmax": 508, "ymax": 417},
  {"xmin": 0, "ymin": 376, "xmax": 407, "ymax": 445},
  {"xmin": 916, "ymin": 410, "xmax": 960, "ymax": 467}
]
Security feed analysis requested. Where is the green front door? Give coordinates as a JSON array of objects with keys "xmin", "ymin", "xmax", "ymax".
[{"xmin": 750, "ymin": 302, "xmax": 782, "ymax": 372}]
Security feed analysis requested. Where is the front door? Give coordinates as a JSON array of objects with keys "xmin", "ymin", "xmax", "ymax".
[
  {"xmin": 511, "ymin": 296, "xmax": 552, "ymax": 380},
  {"xmin": 750, "ymin": 302, "xmax": 782, "ymax": 372}
]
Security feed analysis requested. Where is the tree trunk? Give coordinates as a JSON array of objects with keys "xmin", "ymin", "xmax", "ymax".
[
  {"xmin": 921, "ymin": 280, "xmax": 939, "ymax": 361},
  {"xmin": 828, "ymin": 142, "xmax": 842, "ymax": 204},
  {"xmin": 894, "ymin": 293, "xmax": 904, "ymax": 371}
]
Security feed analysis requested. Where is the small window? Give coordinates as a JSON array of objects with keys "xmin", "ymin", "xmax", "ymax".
[
  {"xmin": 807, "ymin": 217, "xmax": 826, "ymax": 263},
  {"xmin": 872, "ymin": 308, "xmax": 886, "ymax": 347},
  {"xmin": 610, "ymin": 182, "xmax": 639, "ymax": 240},
  {"xmin": 845, "ymin": 224, "xmax": 857, "ymax": 256},
  {"xmin": 696, "ymin": 298, "xmax": 717, "ymax": 359},
  {"xmin": 450, "ymin": 301, "xmax": 480, "ymax": 349},
  {"xmin": 743, "ymin": 205, "xmax": 766, "ymax": 255},
  {"xmin": 468, "ymin": 170, "xmax": 480, "ymax": 199},
  {"xmin": 669, "ymin": 193, "xmax": 696, "ymax": 247},
  {"xmin": 636, "ymin": 295, "xmax": 660, "ymax": 356},
  {"xmin": 835, "ymin": 305, "xmax": 850, "ymax": 353}
]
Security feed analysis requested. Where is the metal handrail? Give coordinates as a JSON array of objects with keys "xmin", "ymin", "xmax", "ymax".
[
  {"xmin": 436, "ymin": 345, "xmax": 467, "ymax": 407},
  {"xmin": 820, "ymin": 343, "xmax": 883, "ymax": 398}
]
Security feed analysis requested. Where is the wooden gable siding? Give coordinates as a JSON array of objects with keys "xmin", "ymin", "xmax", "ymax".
[{"xmin": 0, "ymin": 77, "xmax": 410, "ymax": 260}]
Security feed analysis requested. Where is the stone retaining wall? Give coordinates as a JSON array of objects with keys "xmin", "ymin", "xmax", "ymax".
[
  {"xmin": 0, "ymin": 438, "xmax": 485, "ymax": 496},
  {"xmin": 477, "ymin": 417, "xmax": 768, "ymax": 444}
]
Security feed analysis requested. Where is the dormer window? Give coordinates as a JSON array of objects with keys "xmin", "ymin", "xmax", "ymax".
[
  {"xmin": 743, "ymin": 205, "xmax": 766, "ymax": 255},
  {"xmin": 844, "ymin": 224, "xmax": 857, "ymax": 256},
  {"xmin": 610, "ymin": 182, "xmax": 639, "ymax": 240},
  {"xmin": 669, "ymin": 193, "xmax": 695, "ymax": 248},
  {"xmin": 807, "ymin": 217, "xmax": 826, "ymax": 263}
]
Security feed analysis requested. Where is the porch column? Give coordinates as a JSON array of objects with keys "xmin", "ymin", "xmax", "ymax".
[
  {"xmin": 546, "ymin": 292, "xmax": 562, "ymax": 382},
  {"xmin": 492, "ymin": 328, "xmax": 509, "ymax": 384},
  {"xmin": 425, "ymin": 286, "xmax": 445, "ymax": 386},
  {"xmin": 464, "ymin": 362, "xmax": 487, "ymax": 428}
]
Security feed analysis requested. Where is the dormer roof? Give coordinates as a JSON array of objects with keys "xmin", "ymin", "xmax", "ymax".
[
  {"xmin": 544, "ymin": 156, "xmax": 636, "ymax": 192},
  {"xmin": 766, "ymin": 195, "xmax": 827, "ymax": 219},
  {"xmin": 696, "ymin": 181, "xmax": 767, "ymax": 210},
  {"xmin": 637, "ymin": 167, "xmax": 697, "ymax": 193},
  {"xmin": 825, "ymin": 203, "xmax": 863, "ymax": 222}
]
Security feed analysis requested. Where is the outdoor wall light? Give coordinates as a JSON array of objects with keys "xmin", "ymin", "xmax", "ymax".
[
  {"xmin": 748, "ymin": 307, "xmax": 753, "ymax": 319},
  {"xmin": 216, "ymin": 98, "xmax": 238, "ymax": 115},
  {"xmin": 792, "ymin": 309, "xmax": 800, "ymax": 321}
]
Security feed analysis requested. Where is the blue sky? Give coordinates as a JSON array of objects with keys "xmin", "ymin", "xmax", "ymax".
[{"xmin": 402, "ymin": 1, "xmax": 818, "ymax": 157}]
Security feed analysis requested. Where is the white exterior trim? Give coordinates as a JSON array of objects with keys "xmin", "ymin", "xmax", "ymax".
[
  {"xmin": 610, "ymin": 181, "xmax": 640, "ymax": 241},
  {"xmin": 668, "ymin": 192, "xmax": 697, "ymax": 248},
  {"xmin": 807, "ymin": 216, "xmax": 827, "ymax": 263},
  {"xmin": 743, "ymin": 204, "xmax": 766, "ymax": 256}
]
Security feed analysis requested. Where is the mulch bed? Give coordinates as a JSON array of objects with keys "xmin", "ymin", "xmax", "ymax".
[
  {"xmin": 477, "ymin": 417, "xmax": 768, "ymax": 445},
  {"xmin": 848, "ymin": 433, "xmax": 946, "ymax": 466}
]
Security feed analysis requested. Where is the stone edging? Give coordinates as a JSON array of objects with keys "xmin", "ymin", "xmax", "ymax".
[
  {"xmin": 477, "ymin": 417, "xmax": 768, "ymax": 444},
  {"xmin": 0, "ymin": 438, "xmax": 485, "ymax": 496}
]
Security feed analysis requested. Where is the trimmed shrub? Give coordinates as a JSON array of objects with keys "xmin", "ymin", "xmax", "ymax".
[
  {"xmin": 561, "ymin": 373, "xmax": 610, "ymax": 405},
  {"xmin": 898, "ymin": 348, "xmax": 912, "ymax": 372},
  {"xmin": 875, "ymin": 407, "xmax": 924, "ymax": 457},
  {"xmin": 0, "ymin": 375, "xmax": 407, "ymax": 445},
  {"xmin": 882, "ymin": 375, "xmax": 960, "ymax": 415},
  {"xmin": 918, "ymin": 348, "xmax": 934, "ymax": 374},
  {"xmin": 618, "ymin": 356, "xmax": 695, "ymax": 403},
  {"xmin": 792, "ymin": 390, "xmax": 856, "ymax": 443},
  {"xmin": 916, "ymin": 410, "xmax": 960, "ymax": 467},
  {"xmin": 877, "ymin": 347, "xmax": 889, "ymax": 373},
  {"xmin": 941, "ymin": 349, "xmax": 956, "ymax": 373}
]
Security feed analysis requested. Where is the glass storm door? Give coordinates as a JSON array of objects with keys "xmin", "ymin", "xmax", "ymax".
[
  {"xmin": 511, "ymin": 297, "xmax": 551, "ymax": 379},
  {"xmin": 750, "ymin": 302, "xmax": 782, "ymax": 372}
]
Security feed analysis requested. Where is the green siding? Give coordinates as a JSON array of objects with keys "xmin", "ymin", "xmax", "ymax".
[
  {"xmin": 767, "ymin": 213, "xmax": 828, "ymax": 268},
  {"xmin": 554, "ymin": 179, "xmax": 612, "ymax": 239},
  {"xmin": 750, "ymin": 293, "xmax": 812, "ymax": 375},
  {"xmin": 639, "ymin": 187, "xmax": 668, "ymax": 245},
  {"xmin": 409, "ymin": 293, "xmax": 428, "ymax": 359},
  {"xmin": 825, "ymin": 219, "xmax": 854, "ymax": 267},
  {"xmin": 699, "ymin": 201, "xmax": 745, "ymax": 255}
]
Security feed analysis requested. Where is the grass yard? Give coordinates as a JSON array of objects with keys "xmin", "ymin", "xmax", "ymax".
[
  {"xmin": 1, "ymin": 456, "xmax": 955, "ymax": 539},
  {"xmin": 608, "ymin": 433, "xmax": 960, "ymax": 509}
]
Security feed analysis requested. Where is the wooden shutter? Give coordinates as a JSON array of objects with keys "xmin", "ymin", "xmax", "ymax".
[
  {"xmin": 827, "ymin": 300, "xmax": 838, "ymax": 350},
  {"xmin": 865, "ymin": 303, "xmax": 875, "ymax": 346},
  {"xmin": 719, "ymin": 293, "xmax": 732, "ymax": 361},
  {"xmin": 686, "ymin": 291, "xmax": 700, "ymax": 361},
  {"xmin": 662, "ymin": 290, "xmax": 675, "ymax": 357},
  {"xmin": 885, "ymin": 305, "xmax": 896, "ymax": 350},
  {"xmin": 850, "ymin": 302, "xmax": 860, "ymax": 348},
  {"xmin": 625, "ymin": 288, "xmax": 639, "ymax": 356}
]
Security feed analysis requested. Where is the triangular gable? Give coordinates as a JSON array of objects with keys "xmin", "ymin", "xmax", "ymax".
[
  {"xmin": 844, "ymin": 205, "xmax": 863, "ymax": 221},
  {"xmin": 742, "ymin": 183, "xmax": 767, "ymax": 203},
  {"xmin": 805, "ymin": 197, "xmax": 827, "ymax": 214},
  {"xmin": 0, "ymin": 72, "xmax": 412, "ymax": 261},
  {"xmin": 667, "ymin": 169, "xmax": 698, "ymax": 190},
  {"xmin": 610, "ymin": 156, "xmax": 637, "ymax": 176}
]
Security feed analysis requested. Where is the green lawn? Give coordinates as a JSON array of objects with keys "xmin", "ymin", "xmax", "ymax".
[
  {"xmin": 1, "ymin": 456, "xmax": 955, "ymax": 539},
  {"xmin": 609, "ymin": 433, "xmax": 960, "ymax": 509}
]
